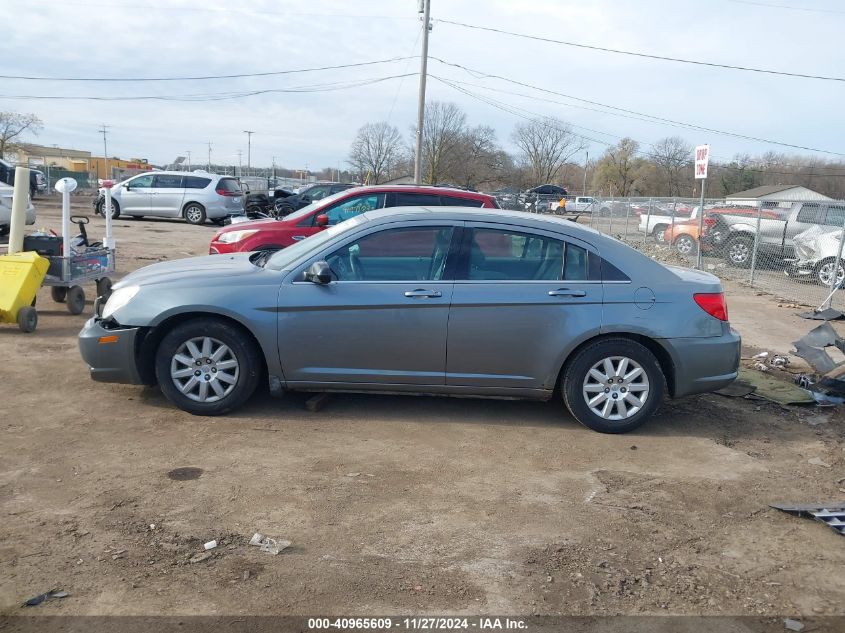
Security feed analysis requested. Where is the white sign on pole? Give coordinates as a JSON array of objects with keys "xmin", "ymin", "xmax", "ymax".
[{"xmin": 694, "ymin": 144, "xmax": 710, "ymax": 180}]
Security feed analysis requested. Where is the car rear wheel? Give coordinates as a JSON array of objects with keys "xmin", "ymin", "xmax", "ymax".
[
  {"xmin": 726, "ymin": 236, "xmax": 753, "ymax": 268},
  {"xmin": 155, "ymin": 318, "xmax": 262, "ymax": 416},
  {"xmin": 674, "ymin": 234, "xmax": 696, "ymax": 255},
  {"xmin": 562, "ymin": 338, "xmax": 664, "ymax": 434},
  {"xmin": 184, "ymin": 203, "xmax": 207, "ymax": 225},
  {"xmin": 652, "ymin": 224, "xmax": 668, "ymax": 243},
  {"xmin": 815, "ymin": 258, "xmax": 845, "ymax": 288}
]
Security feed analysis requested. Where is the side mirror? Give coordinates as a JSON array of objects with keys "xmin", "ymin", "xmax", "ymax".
[
  {"xmin": 304, "ymin": 260, "xmax": 332, "ymax": 285},
  {"xmin": 124, "ymin": 183, "xmax": 130, "ymax": 190},
  {"xmin": 315, "ymin": 214, "xmax": 329, "ymax": 227}
]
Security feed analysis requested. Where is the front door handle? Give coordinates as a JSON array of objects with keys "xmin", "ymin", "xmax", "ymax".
[
  {"xmin": 291, "ymin": 235, "xmax": 306, "ymax": 241},
  {"xmin": 404, "ymin": 289, "xmax": 442, "ymax": 298},
  {"xmin": 548, "ymin": 288, "xmax": 587, "ymax": 297}
]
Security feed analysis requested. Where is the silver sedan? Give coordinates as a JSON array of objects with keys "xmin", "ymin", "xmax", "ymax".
[{"xmin": 78, "ymin": 207, "xmax": 740, "ymax": 433}]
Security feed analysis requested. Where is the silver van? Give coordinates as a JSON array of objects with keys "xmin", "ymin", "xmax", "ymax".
[{"xmin": 95, "ymin": 171, "xmax": 244, "ymax": 225}]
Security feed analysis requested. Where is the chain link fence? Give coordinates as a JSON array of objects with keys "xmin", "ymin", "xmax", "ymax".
[{"xmin": 515, "ymin": 195, "xmax": 845, "ymax": 311}]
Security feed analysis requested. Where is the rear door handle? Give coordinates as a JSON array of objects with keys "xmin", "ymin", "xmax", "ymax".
[
  {"xmin": 548, "ymin": 288, "xmax": 587, "ymax": 297},
  {"xmin": 404, "ymin": 289, "xmax": 442, "ymax": 298},
  {"xmin": 291, "ymin": 235, "xmax": 306, "ymax": 241}
]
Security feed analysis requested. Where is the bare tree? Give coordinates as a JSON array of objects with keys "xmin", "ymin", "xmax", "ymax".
[
  {"xmin": 592, "ymin": 138, "xmax": 643, "ymax": 196},
  {"xmin": 348, "ymin": 121, "xmax": 403, "ymax": 184},
  {"xmin": 652, "ymin": 136, "xmax": 692, "ymax": 196},
  {"xmin": 420, "ymin": 101, "xmax": 467, "ymax": 184},
  {"xmin": 512, "ymin": 117, "xmax": 585, "ymax": 186},
  {"xmin": 451, "ymin": 125, "xmax": 504, "ymax": 190},
  {"xmin": 0, "ymin": 111, "xmax": 43, "ymax": 160}
]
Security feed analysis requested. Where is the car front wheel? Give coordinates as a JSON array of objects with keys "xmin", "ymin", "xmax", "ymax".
[
  {"xmin": 562, "ymin": 338, "xmax": 664, "ymax": 434},
  {"xmin": 155, "ymin": 318, "xmax": 262, "ymax": 415},
  {"xmin": 96, "ymin": 199, "xmax": 121, "ymax": 219},
  {"xmin": 816, "ymin": 258, "xmax": 845, "ymax": 288}
]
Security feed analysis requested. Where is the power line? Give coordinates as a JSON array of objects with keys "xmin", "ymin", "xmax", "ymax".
[
  {"xmin": 431, "ymin": 76, "xmax": 845, "ymax": 178},
  {"xmin": 0, "ymin": 73, "xmax": 416, "ymax": 101},
  {"xmin": 437, "ymin": 19, "xmax": 845, "ymax": 82},
  {"xmin": 429, "ymin": 57, "xmax": 845, "ymax": 157},
  {"xmin": 728, "ymin": 0, "xmax": 845, "ymax": 14},
  {"xmin": 0, "ymin": 56, "xmax": 416, "ymax": 82}
]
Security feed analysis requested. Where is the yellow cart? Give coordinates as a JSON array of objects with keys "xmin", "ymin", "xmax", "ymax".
[{"xmin": 0, "ymin": 251, "xmax": 49, "ymax": 332}]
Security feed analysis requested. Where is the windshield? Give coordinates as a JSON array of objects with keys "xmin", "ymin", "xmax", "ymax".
[
  {"xmin": 264, "ymin": 215, "xmax": 366, "ymax": 271},
  {"xmin": 282, "ymin": 189, "xmax": 351, "ymax": 223}
]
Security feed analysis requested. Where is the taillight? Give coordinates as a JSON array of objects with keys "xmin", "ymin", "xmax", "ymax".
[
  {"xmin": 694, "ymin": 292, "xmax": 728, "ymax": 321},
  {"xmin": 216, "ymin": 187, "xmax": 239, "ymax": 197}
]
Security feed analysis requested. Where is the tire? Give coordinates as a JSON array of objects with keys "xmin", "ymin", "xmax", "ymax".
[
  {"xmin": 599, "ymin": 206, "xmax": 611, "ymax": 217},
  {"xmin": 17, "ymin": 306, "xmax": 37, "ymax": 333},
  {"xmin": 815, "ymin": 258, "xmax": 845, "ymax": 288},
  {"xmin": 96, "ymin": 199, "xmax": 120, "ymax": 219},
  {"xmin": 66, "ymin": 285, "xmax": 86, "ymax": 315},
  {"xmin": 674, "ymin": 234, "xmax": 696, "ymax": 256},
  {"xmin": 130, "ymin": 215, "xmax": 144, "ymax": 220},
  {"xmin": 652, "ymin": 224, "xmax": 668, "ymax": 244},
  {"xmin": 183, "ymin": 203, "xmax": 207, "ymax": 225},
  {"xmin": 725, "ymin": 235, "xmax": 753, "ymax": 268},
  {"xmin": 96, "ymin": 277, "xmax": 113, "ymax": 302},
  {"xmin": 561, "ymin": 337, "xmax": 664, "ymax": 434},
  {"xmin": 51, "ymin": 286, "xmax": 67, "ymax": 303},
  {"xmin": 154, "ymin": 318, "xmax": 262, "ymax": 416}
]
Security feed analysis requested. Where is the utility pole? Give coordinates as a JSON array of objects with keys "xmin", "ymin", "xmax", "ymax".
[
  {"xmin": 185, "ymin": 150, "xmax": 192, "ymax": 171},
  {"xmin": 582, "ymin": 150, "xmax": 589, "ymax": 195},
  {"xmin": 207, "ymin": 141, "xmax": 212, "ymax": 171},
  {"xmin": 236, "ymin": 150, "xmax": 243, "ymax": 177},
  {"xmin": 243, "ymin": 130, "xmax": 254, "ymax": 177},
  {"xmin": 413, "ymin": 0, "xmax": 431, "ymax": 185},
  {"xmin": 99, "ymin": 124, "xmax": 110, "ymax": 181}
]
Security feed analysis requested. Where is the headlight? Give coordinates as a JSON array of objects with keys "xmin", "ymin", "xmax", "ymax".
[
  {"xmin": 102, "ymin": 285, "xmax": 139, "ymax": 319},
  {"xmin": 217, "ymin": 229, "xmax": 258, "ymax": 244}
]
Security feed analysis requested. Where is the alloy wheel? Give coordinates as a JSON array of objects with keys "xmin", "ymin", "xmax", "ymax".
[
  {"xmin": 818, "ymin": 261, "xmax": 845, "ymax": 287},
  {"xmin": 582, "ymin": 356, "xmax": 650, "ymax": 421},
  {"xmin": 170, "ymin": 336, "xmax": 239, "ymax": 403},
  {"xmin": 729, "ymin": 241, "xmax": 749, "ymax": 264}
]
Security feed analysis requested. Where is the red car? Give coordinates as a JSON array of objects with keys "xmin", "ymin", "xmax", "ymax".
[{"xmin": 209, "ymin": 185, "xmax": 500, "ymax": 254}]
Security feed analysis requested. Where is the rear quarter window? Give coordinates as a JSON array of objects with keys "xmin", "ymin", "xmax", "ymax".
[
  {"xmin": 184, "ymin": 176, "xmax": 212, "ymax": 189},
  {"xmin": 442, "ymin": 196, "xmax": 484, "ymax": 207},
  {"xmin": 216, "ymin": 178, "xmax": 241, "ymax": 193}
]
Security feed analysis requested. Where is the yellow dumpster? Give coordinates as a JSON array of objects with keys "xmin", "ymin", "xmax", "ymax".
[{"xmin": 0, "ymin": 251, "xmax": 49, "ymax": 332}]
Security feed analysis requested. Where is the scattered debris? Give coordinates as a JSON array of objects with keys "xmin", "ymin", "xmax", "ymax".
[
  {"xmin": 167, "ymin": 467, "xmax": 203, "ymax": 481},
  {"xmin": 736, "ymin": 368, "xmax": 814, "ymax": 406},
  {"xmin": 753, "ymin": 362, "xmax": 770, "ymax": 372},
  {"xmin": 793, "ymin": 341, "xmax": 837, "ymax": 374},
  {"xmin": 783, "ymin": 618, "xmax": 805, "ymax": 632},
  {"xmin": 346, "ymin": 472, "xmax": 361, "ymax": 477},
  {"xmin": 808, "ymin": 457, "xmax": 832, "ymax": 468},
  {"xmin": 771, "ymin": 503, "xmax": 845, "ymax": 537},
  {"xmin": 243, "ymin": 570, "xmax": 250, "ymax": 581},
  {"xmin": 305, "ymin": 393, "xmax": 331, "ymax": 412},
  {"xmin": 204, "ymin": 540, "xmax": 218, "ymax": 551},
  {"xmin": 249, "ymin": 532, "xmax": 291, "ymax": 555},
  {"xmin": 795, "ymin": 374, "xmax": 814, "ymax": 390},
  {"xmin": 752, "ymin": 351, "xmax": 769, "ymax": 360},
  {"xmin": 771, "ymin": 355, "xmax": 790, "ymax": 368},
  {"xmin": 22, "ymin": 589, "xmax": 69, "ymax": 607},
  {"xmin": 715, "ymin": 380, "xmax": 756, "ymax": 398},
  {"xmin": 189, "ymin": 551, "xmax": 213, "ymax": 564}
]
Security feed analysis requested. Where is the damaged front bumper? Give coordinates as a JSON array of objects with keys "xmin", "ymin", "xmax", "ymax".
[{"xmin": 78, "ymin": 317, "xmax": 146, "ymax": 384}]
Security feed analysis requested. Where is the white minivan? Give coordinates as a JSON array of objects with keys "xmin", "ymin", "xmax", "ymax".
[{"xmin": 95, "ymin": 171, "xmax": 244, "ymax": 225}]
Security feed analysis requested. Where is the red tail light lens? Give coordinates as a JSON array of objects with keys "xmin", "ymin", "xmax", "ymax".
[
  {"xmin": 215, "ymin": 187, "xmax": 239, "ymax": 197},
  {"xmin": 694, "ymin": 292, "xmax": 728, "ymax": 321}
]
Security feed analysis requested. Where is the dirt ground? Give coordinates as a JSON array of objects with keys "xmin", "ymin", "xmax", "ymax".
[{"xmin": 1, "ymin": 198, "xmax": 844, "ymax": 619}]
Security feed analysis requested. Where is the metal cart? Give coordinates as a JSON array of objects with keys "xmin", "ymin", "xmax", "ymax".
[{"xmin": 41, "ymin": 177, "xmax": 117, "ymax": 315}]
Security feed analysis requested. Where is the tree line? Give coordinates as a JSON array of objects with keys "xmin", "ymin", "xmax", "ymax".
[{"xmin": 345, "ymin": 101, "xmax": 845, "ymax": 199}]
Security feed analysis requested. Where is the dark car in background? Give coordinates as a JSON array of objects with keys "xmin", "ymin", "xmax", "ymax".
[
  {"xmin": 273, "ymin": 182, "xmax": 355, "ymax": 216},
  {"xmin": 0, "ymin": 158, "xmax": 47, "ymax": 198},
  {"xmin": 209, "ymin": 185, "xmax": 499, "ymax": 254}
]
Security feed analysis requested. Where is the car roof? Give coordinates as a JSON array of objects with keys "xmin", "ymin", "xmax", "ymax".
[
  {"xmin": 361, "ymin": 205, "xmax": 602, "ymax": 238},
  {"xmin": 338, "ymin": 184, "xmax": 494, "ymax": 199}
]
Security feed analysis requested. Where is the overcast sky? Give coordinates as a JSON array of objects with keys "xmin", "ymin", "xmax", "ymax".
[{"xmin": 3, "ymin": 0, "xmax": 843, "ymax": 171}]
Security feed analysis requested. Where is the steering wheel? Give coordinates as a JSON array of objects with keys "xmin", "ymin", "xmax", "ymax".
[{"xmin": 349, "ymin": 251, "xmax": 364, "ymax": 281}]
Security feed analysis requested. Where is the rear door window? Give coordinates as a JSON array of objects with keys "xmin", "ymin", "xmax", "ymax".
[
  {"xmin": 394, "ymin": 192, "xmax": 442, "ymax": 207},
  {"xmin": 442, "ymin": 195, "xmax": 484, "ymax": 207},
  {"xmin": 184, "ymin": 176, "xmax": 211, "ymax": 189},
  {"xmin": 466, "ymin": 228, "xmax": 565, "ymax": 280},
  {"xmin": 797, "ymin": 204, "xmax": 821, "ymax": 223},
  {"xmin": 152, "ymin": 174, "xmax": 183, "ymax": 188},
  {"xmin": 823, "ymin": 205, "xmax": 845, "ymax": 227}
]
